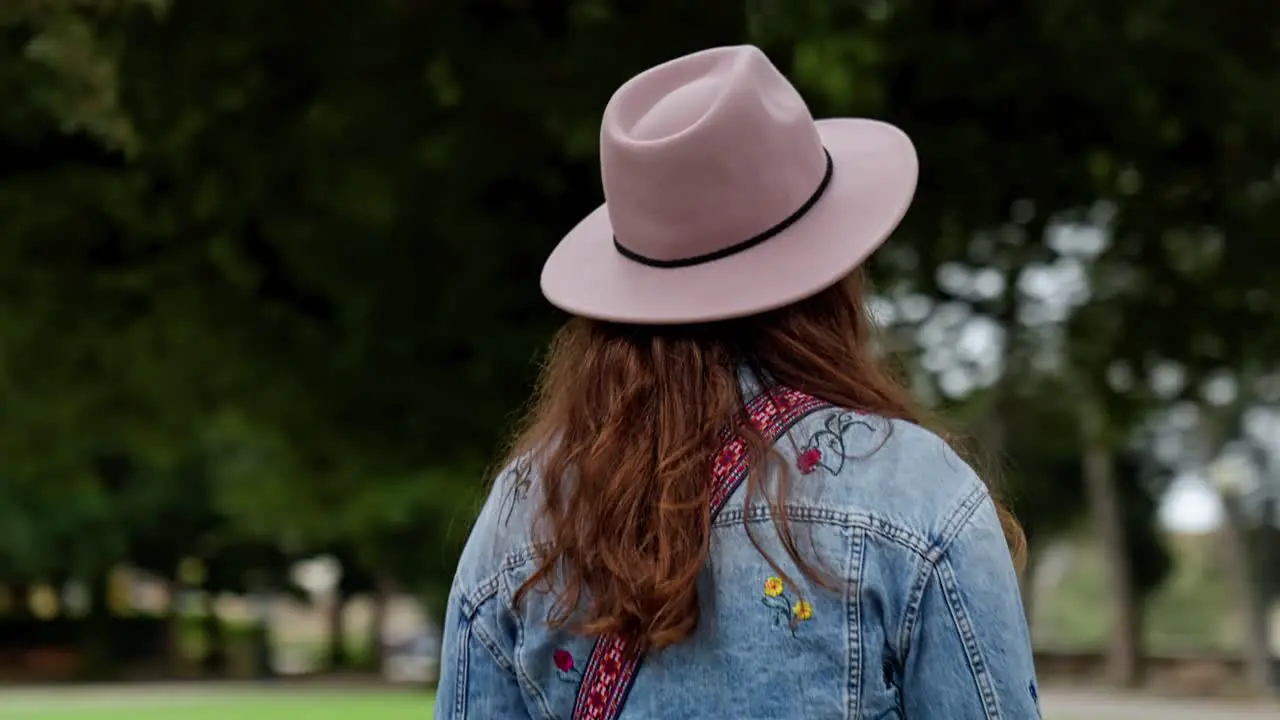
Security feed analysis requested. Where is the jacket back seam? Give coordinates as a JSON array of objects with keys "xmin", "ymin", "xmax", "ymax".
[
  {"xmin": 895, "ymin": 484, "xmax": 990, "ymax": 656},
  {"xmin": 936, "ymin": 556, "xmax": 1004, "ymax": 718}
]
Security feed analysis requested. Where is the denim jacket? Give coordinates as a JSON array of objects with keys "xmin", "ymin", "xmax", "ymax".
[{"xmin": 436, "ymin": 381, "xmax": 1040, "ymax": 719}]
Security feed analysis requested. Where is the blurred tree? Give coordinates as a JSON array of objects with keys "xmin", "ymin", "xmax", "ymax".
[
  {"xmin": 2, "ymin": 0, "xmax": 1278, "ymax": 689},
  {"xmin": 1, "ymin": 0, "xmax": 748, "ymax": 627},
  {"xmin": 756, "ymin": 0, "xmax": 1280, "ymax": 689},
  {"xmin": 0, "ymin": 0, "xmax": 168, "ymax": 153}
]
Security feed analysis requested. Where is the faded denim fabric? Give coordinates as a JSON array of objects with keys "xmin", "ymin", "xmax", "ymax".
[{"xmin": 436, "ymin": 381, "xmax": 1040, "ymax": 719}]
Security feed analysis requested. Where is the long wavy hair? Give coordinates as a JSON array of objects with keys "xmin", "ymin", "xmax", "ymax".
[{"xmin": 504, "ymin": 270, "xmax": 1024, "ymax": 651}]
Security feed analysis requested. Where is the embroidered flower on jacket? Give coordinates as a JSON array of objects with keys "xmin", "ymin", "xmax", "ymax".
[
  {"xmin": 760, "ymin": 576, "xmax": 812, "ymax": 634},
  {"xmin": 796, "ymin": 448, "xmax": 822, "ymax": 474},
  {"xmin": 792, "ymin": 600, "xmax": 813, "ymax": 621},
  {"xmin": 554, "ymin": 648, "xmax": 582, "ymax": 682},
  {"xmin": 763, "ymin": 576, "xmax": 784, "ymax": 597}
]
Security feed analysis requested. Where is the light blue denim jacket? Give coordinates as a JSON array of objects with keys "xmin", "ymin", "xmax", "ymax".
[{"xmin": 436, "ymin": 380, "xmax": 1039, "ymax": 719}]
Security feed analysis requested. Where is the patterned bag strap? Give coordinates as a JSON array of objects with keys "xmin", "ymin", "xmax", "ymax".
[{"xmin": 570, "ymin": 386, "xmax": 828, "ymax": 720}]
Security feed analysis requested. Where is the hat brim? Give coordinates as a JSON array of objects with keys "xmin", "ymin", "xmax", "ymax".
[{"xmin": 539, "ymin": 119, "xmax": 918, "ymax": 325}]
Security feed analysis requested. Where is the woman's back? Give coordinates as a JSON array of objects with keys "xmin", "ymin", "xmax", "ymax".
[
  {"xmin": 435, "ymin": 44, "xmax": 1038, "ymax": 718},
  {"xmin": 438, "ymin": 377, "xmax": 1038, "ymax": 719}
]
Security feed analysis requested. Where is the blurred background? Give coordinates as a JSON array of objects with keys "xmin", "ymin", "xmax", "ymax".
[{"xmin": 1, "ymin": 1, "xmax": 1278, "ymax": 718}]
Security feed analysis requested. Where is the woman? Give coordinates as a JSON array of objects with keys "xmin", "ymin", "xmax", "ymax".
[{"xmin": 436, "ymin": 45, "xmax": 1039, "ymax": 719}]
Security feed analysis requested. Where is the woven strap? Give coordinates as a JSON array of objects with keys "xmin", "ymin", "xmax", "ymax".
[{"xmin": 570, "ymin": 386, "xmax": 827, "ymax": 720}]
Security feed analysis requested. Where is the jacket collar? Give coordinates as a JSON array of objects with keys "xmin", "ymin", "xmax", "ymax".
[{"xmin": 737, "ymin": 364, "xmax": 774, "ymax": 404}]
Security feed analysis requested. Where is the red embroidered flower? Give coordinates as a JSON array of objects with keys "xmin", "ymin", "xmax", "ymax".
[
  {"xmin": 797, "ymin": 448, "xmax": 822, "ymax": 474},
  {"xmin": 553, "ymin": 648, "xmax": 575, "ymax": 672}
]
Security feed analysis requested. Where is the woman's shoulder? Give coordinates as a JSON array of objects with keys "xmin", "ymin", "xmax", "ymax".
[
  {"xmin": 779, "ymin": 405, "xmax": 992, "ymax": 544},
  {"xmin": 450, "ymin": 454, "xmax": 543, "ymax": 593}
]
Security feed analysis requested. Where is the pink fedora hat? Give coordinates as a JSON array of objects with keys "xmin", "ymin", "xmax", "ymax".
[{"xmin": 540, "ymin": 45, "xmax": 918, "ymax": 325}]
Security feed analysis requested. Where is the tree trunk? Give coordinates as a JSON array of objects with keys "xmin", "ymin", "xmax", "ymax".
[
  {"xmin": 82, "ymin": 573, "xmax": 114, "ymax": 680},
  {"xmin": 1219, "ymin": 494, "xmax": 1276, "ymax": 696},
  {"xmin": 1081, "ymin": 419, "xmax": 1143, "ymax": 687},
  {"xmin": 201, "ymin": 591, "xmax": 226, "ymax": 676},
  {"xmin": 8, "ymin": 581, "xmax": 32, "ymax": 617},
  {"xmin": 977, "ymin": 388, "xmax": 1036, "ymax": 623},
  {"xmin": 1259, "ymin": 495, "xmax": 1280, "ymax": 696},
  {"xmin": 368, "ymin": 576, "xmax": 393, "ymax": 674},
  {"xmin": 326, "ymin": 588, "xmax": 348, "ymax": 670},
  {"xmin": 162, "ymin": 578, "xmax": 183, "ymax": 675}
]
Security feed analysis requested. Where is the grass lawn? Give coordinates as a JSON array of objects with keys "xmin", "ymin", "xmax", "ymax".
[
  {"xmin": 0, "ymin": 691, "xmax": 434, "ymax": 720},
  {"xmin": 7, "ymin": 688, "xmax": 1234, "ymax": 720}
]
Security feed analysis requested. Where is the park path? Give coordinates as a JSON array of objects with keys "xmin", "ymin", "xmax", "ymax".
[{"xmin": 1039, "ymin": 687, "xmax": 1278, "ymax": 719}]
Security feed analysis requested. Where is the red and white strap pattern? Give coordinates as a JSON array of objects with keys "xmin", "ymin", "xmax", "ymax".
[{"xmin": 570, "ymin": 386, "xmax": 828, "ymax": 720}]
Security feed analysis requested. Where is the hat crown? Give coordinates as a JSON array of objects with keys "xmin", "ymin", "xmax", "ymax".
[{"xmin": 600, "ymin": 46, "xmax": 828, "ymax": 264}]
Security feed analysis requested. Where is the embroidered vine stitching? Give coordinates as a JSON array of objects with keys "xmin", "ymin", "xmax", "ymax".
[
  {"xmin": 795, "ymin": 410, "xmax": 876, "ymax": 475},
  {"xmin": 499, "ymin": 454, "xmax": 534, "ymax": 527}
]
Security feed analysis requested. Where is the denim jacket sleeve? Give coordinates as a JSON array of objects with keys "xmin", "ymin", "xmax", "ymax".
[
  {"xmin": 433, "ymin": 464, "xmax": 536, "ymax": 720},
  {"xmin": 433, "ymin": 577, "xmax": 530, "ymax": 720},
  {"xmin": 901, "ymin": 492, "xmax": 1041, "ymax": 719}
]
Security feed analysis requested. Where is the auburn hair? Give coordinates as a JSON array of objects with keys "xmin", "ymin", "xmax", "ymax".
[{"xmin": 505, "ymin": 270, "xmax": 1024, "ymax": 651}]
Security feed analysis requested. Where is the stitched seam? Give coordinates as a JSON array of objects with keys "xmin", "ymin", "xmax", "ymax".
[
  {"xmin": 935, "ymin": 483, "xmax": 989, "ymax": 553},
  {"xmin": 937, "ymin": 557, "xmax": 1003, "ymax": 718},
  {"xmin": 452, "ymin": 617, "xmax": 471, "ymax": 717},
  {"xmin": 715, "ymin": 505, "xmax": 933, "ymax": 559},
  {"xmin": 896, "ymin": 550, "xmax": 933, "ymax": 664},
  {"xmin": 454, "ymin": 545, "xmax": 538, "ymax": 618},
  {"xmin": 460, "ymin": 577, "xmax": 552, "ymax": 720},
  {"xmin": 895, "ymin": 484, "xmax": 990, "ymax": 656},
  {"xmin": 503, "ymin": 544, "xmax": 541, "ymax": 569},
  {"xmin": 458, "ymin": 575, "xmax": 501, "ymax": 619},
  {"xmin": 470, "ymin": 621, "xmax": 514, "ymax": 674},
  {"xmin": 478, "ymin": 536, "xmax": 561, "ymax": 716},
  {"xmin": 502, "ymin": 571, "xmax": 555, "ymax": 720},
  {"xmin": 847, "ymin": 526, "xmax": 866, "ymax": 720}
]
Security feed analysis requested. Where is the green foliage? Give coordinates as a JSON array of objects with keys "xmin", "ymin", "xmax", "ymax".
[
  {"xmin": 0, "ymin": 0, "xmax": 747, "ymax": 603},
  {"xmin": 0, "ymin": 0, "xmax": 169, "ymax": 153},
  {"xmin": 1, "ymin": 1, "xmax": 1277, "ymax": 645}
]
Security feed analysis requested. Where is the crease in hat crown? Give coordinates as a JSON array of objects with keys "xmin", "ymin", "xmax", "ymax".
[{"xmin": 599, "ymin": 45, "xmax": 830, "ymax": 265}]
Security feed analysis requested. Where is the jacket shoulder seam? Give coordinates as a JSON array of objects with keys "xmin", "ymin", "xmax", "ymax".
[
  {"xmin": 895, "ymin": 483, "xmax": 990, "ymax": 661},
  {"xmin": 714, "ymin": 504, "xmax": 934, "ymax": 559},
  {"xmin": 455, "ymin": 542, "xmax": 542, "ymax": 617}
]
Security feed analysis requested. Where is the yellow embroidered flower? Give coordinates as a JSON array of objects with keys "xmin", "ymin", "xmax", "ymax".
[
  {"xmin": 792, "ymin": 600, "xmax": 813, "ymax": 621},
  {"xmin": 763, "ymin": 576, "xmax": 784, "ymax": 597}
]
